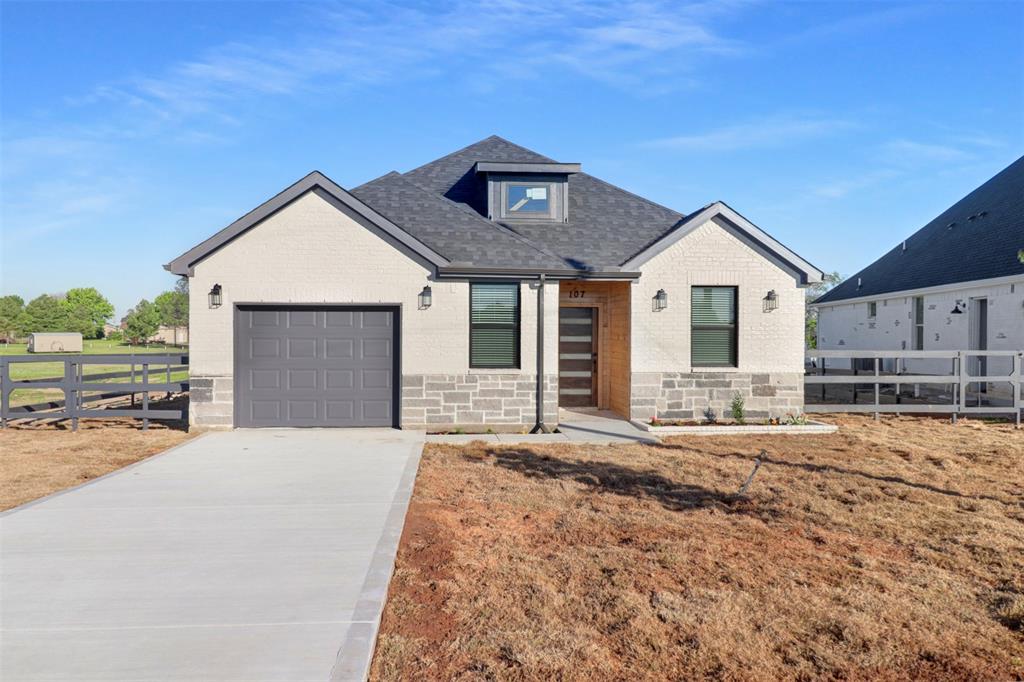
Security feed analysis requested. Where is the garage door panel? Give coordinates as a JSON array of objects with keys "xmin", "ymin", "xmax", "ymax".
[
  {"xmin": 361, "ymin": 401, "xmax": 391, "ymax": 421},
  {"xmin": 325, "ymin": 339, "xmax": 354, "ymax": 359},
  {"xmin": 361, "ymin": 311, "xmax": 391, "ymax": 328},
  {"xmin": 325, "ymin": 369, "xmax": 354, "ymax": 389},
  {"xmin": 235, "ymin": 306, "xmax": 396, "ymax": 427},
  {"xmin": 287, "ymin": 369, "xmax": 318, "ymax": 390},
  {"xmin": 361, "ymin": 369, "xmax": 391, "ymax": 390},
  {"xmin": 250, "ymin": 369, "xmax": 280, "ymax": 390},
  {"xmin": 326, "ymin": 401, "xmax": 355, "ymax": 420},
  {"xmin": 250, "ymin": 338, "xmax": 281, "ymax": 359},
  {"xmin": 326, "ymin": 311, "xmax": 355, "ymax": 327},
  {"xmin": 249, "ymin": 401, "xmax": 281, "ymax": 421},
  {"xmin": 287, "ymin": 310, "xmax": 318, "ymax": 327},
  {"xmin": 287, "ymin": 338, "xmax": 317, "ymax": 359},
  {"xmin": 250, "ymin": 310, "xmax": 281, "ymax": 327},
  {"xmin": 362, "ymin": 338, "xmax": 391, "ymax": 359}
]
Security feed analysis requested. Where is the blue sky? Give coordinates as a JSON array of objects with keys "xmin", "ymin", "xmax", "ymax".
[{"xmin": 2, "ymin": 0, "xmax": 1022, "ymax": 317}]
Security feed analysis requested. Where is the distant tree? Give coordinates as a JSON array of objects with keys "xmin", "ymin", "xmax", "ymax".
[
  {"xmin": 123, "ymin": 299, "xmax": 162, "ymax": 344},
  {"xmin": 155, "ymin": 278, "xmax": 189, "ymax": 329},
  {"xmin": 19, "ymin": 294, "xmax": 70, "ymax": 335},
  {"xmin": 0, "ymin": 295, "xmax": 25, "ymax": 341},
  {"xmin": 805, "ymin": 271, "xmax": 843, "ymax": 349},
  {"xmin": 61, "ymin": 287, "xmax": 114, "ymax": 339}
]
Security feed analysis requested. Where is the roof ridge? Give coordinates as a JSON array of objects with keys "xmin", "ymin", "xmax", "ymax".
[
  {"xmin": 350, "ymin": 170, "xmax": 401, "ymax": 194},
  {"xmin": 483, "ymin": 135, "xmax": 556, "ymax": 163},
  {"xmin": 578, "ymin": 171, "xmax": 685, "ymax": 219},
  {"xmin": 402, "ymin": 135, "xmax": 555, "ymax": 176}
]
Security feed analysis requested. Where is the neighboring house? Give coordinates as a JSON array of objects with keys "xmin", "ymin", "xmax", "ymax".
[
  {"xmin": 166, "ymin": 136, "xmax": 821, "ymax": 430},
  {"xmin": 149, "ymin": 325, "xmax": 189, "ymax": 346},
  {"xmin": 812, "ymin": 155, "xmax": 1024, "ymax": 382}
]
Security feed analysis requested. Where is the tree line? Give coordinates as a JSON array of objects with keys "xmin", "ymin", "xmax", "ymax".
[{"xmin": 0, "ymin": 279, "xmax": 188, "ymax": 344}]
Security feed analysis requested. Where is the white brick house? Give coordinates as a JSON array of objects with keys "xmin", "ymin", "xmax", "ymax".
[
  {"xmin": 167, "ymin": 136, "xmax": 821, "ymax": 430},
  {"xmin": 812, "ymin": 155, "xmax": 1024, "ymax": 384}
]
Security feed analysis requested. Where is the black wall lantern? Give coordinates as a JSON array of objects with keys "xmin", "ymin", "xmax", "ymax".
[
  {"xmin": 950, "ymin": 300, "xmax": 964, "ymax": 314},
  {"xmin": 763, "ymin": 289, "xmax": 778, "ymax": 313},
  {"xmin": 653, "ymin": 289, "xmax": 668, "ymax": 312},
  {"xmin": 418, "ymin": 285, "xmax": 433, "ymax": 310},
  {"xmin": 208, "ymin": 283, "xmax": 222, "ymax": 309}
]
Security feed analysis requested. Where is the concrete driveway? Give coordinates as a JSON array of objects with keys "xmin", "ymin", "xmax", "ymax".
[{"xmin": 1, "ymin": 428, "xmax": 424, "ymax": 682}]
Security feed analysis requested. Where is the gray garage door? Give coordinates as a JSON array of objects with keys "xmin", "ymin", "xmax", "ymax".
[{"xmin": 235, "ymin": 306, "xmax": 398, "ymax": 427}]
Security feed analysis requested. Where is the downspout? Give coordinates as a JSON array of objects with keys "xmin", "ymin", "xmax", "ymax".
[{"xmin": 531, "ymin": 274, "xmax": 553, "ymax": 433}]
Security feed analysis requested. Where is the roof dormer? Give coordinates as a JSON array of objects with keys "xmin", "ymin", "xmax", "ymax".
[{"xmin": 475, "ymin": 161, "xmax": 580, "ymax": 223}]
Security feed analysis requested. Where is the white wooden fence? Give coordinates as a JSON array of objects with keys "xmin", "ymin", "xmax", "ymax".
[{"xmin": 804, "ymin": 350, "xmax": 1022, "ymax": 426}]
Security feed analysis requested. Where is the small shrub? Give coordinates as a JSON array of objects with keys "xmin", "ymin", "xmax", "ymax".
[
  {"xmin": 997, "ymin": 596, "xmax": 1024, "ymax": 631},
  {"xmin": 702, "ymin": 406, "xmax": 717, "ymax": 425},
  {"xmin": 730, "ymin": 393, "xmax": 745, "ymax": 425},
  {"xmin": 784, "ymin": 412, "xmax": 809, "ymax": 426}
]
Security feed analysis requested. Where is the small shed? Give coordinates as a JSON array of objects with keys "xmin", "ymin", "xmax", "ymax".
[{"xmin": 27, "ymin": 332, "xmax": 83, "ymax": 353}]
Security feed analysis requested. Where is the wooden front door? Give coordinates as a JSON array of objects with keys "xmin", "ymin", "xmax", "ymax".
[{"xmin": 558, "ymin": 307, "xmax": 597, "ymax": 407}]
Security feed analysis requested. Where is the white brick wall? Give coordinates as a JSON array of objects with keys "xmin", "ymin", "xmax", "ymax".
[
  {"xmin": 817, "ymin": 278, "xmax": 1024, "ymax": 377},
  {"xmin": 187, "ymin": 190, "xmax": 559, "ymax": 426},
  {"xmin": 631, "ymin": 220, "xmax": 806, "ymax": 374}
]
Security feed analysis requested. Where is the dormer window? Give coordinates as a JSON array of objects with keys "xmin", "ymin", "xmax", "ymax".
[
  {"xmin": 496, "ymin": 180, "xmax": 562, "ymax": 221},
  {"xmin": 507, "ymin": 184, "xmax": 549, "ymax": 214},
  {"xmin": 476, "ymin": 161, "xmax": 580, "ymax": 223}
]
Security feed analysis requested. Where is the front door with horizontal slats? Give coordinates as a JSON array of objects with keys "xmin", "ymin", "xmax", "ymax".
[
  {"xmin": 235, "ymin": 306, "xmax": 396, "ymax": 427},
  {"xmin": 558, "ymin": 307, "xmax": 596, "ymax": 407}
]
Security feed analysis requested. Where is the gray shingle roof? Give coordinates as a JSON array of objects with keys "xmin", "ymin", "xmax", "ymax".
[
  {"xmin": 350, "ymin": 171, "xmax": 568, "ymax": 270},
  {"xmin": 383, "ymin": 135, "xmax": 688, "ymax": 271},
  {"xmin": 815, "ymin": 155, "xmax": 1024, "ymax": 304}
]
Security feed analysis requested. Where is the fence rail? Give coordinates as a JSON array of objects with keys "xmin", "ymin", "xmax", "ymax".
[
  {"xmin": 805, "ymin": 349, "xmax": 1022, "ymax": 426},
  {"xmin": 1, "ymin": 354, "xmax": 189, "ymax": 430}
]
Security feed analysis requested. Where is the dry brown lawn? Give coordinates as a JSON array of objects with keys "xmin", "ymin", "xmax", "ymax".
[
  {"xmin": 371, "ymin": 415, "xmax": 1024, "ymax": 681},
  {"xmin": 0, "ymin": 418, "xmax": 193, "ymax": 511}
]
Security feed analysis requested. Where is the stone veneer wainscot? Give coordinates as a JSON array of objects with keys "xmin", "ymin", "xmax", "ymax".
[
  {"xmin": 402, "ymin": 374, "xmax": 558, "ymax": 431},
  {"xmin": 630, "ymin": 372, "xmax": 804, "ymax": 421}
]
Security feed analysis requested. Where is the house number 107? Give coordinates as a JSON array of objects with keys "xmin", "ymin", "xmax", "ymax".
[{"xmin": 569, "ymin": 289, "xmax": 585, "ymax": 299}]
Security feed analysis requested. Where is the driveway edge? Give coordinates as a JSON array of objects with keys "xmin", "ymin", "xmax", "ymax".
[
  {"xmin": 329, "ymin": 433, "xmax": 424, "ymax": 682},
  {"xmin": 0, "ymin": 432, "xmax": 209, "ymax": 518}
]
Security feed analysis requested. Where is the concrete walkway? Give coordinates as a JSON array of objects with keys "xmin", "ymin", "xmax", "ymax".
[
  {"xmin": 1, "ymin": 428, "xmax": 424, "ymax": 682},
  {"xmin": 426, "ymin": 409, "xmax": 660, "ymax": 445}
]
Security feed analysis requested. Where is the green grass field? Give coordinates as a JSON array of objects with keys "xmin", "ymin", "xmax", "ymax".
[{"xmin": 1, "ymin": 339, "xmax": 189, "ymax": 408}]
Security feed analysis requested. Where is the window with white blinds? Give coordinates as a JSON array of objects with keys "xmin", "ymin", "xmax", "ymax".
[
  {"xmin": 691, "ymin": 286, "xmax": 738, "ymax": 367},
  {"xmin": 470, "ymin": 283, "xmax": 521, "ymax": 368}
]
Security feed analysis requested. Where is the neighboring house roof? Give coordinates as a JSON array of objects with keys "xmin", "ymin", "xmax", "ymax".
[
  {"xmin": 167, "ymin": 135, "xmax": 822, "ymax": 283},
  {"xmin": 815, "ymin": 155, "xmax": 1024, "ymax": 305}
]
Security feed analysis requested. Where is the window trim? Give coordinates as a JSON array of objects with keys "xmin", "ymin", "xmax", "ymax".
[
  {"xmin": 868, "ymin": 301, "xmax": 877, "ymax": 319},
  {"xmin": 469, "ymin": 282, "xmax": 522, "ymax": 369},
  {"xmin": 488, "ymin": 174, "xmax": 568, "ymax": 222},
  {"xmin": 502, "ymin": 181, "xmax": 554, "ymax": 217},
  {"xmin": 690, "ymin": 285, "xmax": 739, "ymax": 368},
  {"xmin": 912, "ymin": 296, "xmax": 924, "ymax": 350}
]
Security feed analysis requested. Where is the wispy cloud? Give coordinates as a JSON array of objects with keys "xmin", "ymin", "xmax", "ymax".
[
  {"xmin": 642, "ymin": 115, "xmax": 857, "ymax": 152},
  {"xmin": 809, "ymin": 133, "xmax": 1001, "ymax": 199},
  {"xmin": 65, "ymin": 0, "xmax": 747, "ymax": 130},
  {"xmin": 881, "ymin": 138, "xmax": 974, "ymax": 164},
  {"xmin": 2, "ymin": 0, "xmax": 754, "ymax": 247}
]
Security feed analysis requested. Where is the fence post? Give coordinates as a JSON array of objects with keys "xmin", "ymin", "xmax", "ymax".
[
  {"xmin": 873, "ymin": 357, "xmax": 880, "ymax": 421},
  {"xmin": 65, "ymin": 359, "xmax": 78, "ymax": 432},
  {"xmin": 1, "ymin": 359, "xmax": 8, "ymax": 429},
  {"xmin": 956, "ymin": 351, "xmax": 966, "ymax": 424},
  {"xmin": 1015, "ymin": 352, "xmax": 1021, "ymax": 429},
  {"xmin": 142, "ymin": 362, "xmax": 149, "ymax": 431}
]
